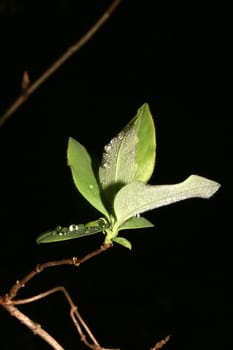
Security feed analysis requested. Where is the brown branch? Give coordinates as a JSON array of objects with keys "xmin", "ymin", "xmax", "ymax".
[
  {"xmin": 13, "ymin": 285, "xmax": 105, "ymax": 349},
  {"xmin": 150, "ymin": 335, "xmax": 171, "ymax": 350},
  {"xmin": 13, "ymin": 286, "xmax": 106, "ymax": 349},
  {"xmin": 1, "ymin": 302, "xmax": 64, "ymax": 350},
  {"xmin": 0, "ymin": 243, "xmax": 112, "ymax": 350},
  {"xmin": 7, "ymin": 243, "xmax": 111, "ymax": 300},
  {"xmin": 12, "ymin": 286, "xmax": 74, "ymax": 305},
  {"xmin": 0, "ymin": 0, "xmax": 122, "ymax": 127}
]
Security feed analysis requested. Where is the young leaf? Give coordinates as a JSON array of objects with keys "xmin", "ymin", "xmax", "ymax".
[
  {"xmin": 130, "ymin": 103, "xmax": 156, "ymax": 183},
  {"xmin": 37, "ymin": 218, "xmax": 109, "ymax": 244},
  {"xmin": 98, "ymin": 120, "xmax": 138, "ymax": 190},
  {"xmin": 114, "ymin": 175, "xmax": 221, "ymax": 225},
  {"xmin": 118, "ymin": 216, "xmax": 154, "ymax": 231},
  {"xmin": 112, "ymin": 236, "xmax": 132, "ymax": 250},
  {"xmin": 99, "ymin": 103, "xmax": 156, "ymax": 192},
  {"xmin": 67, "ymin": 137, "xmax": 109, "ymax": 219}
]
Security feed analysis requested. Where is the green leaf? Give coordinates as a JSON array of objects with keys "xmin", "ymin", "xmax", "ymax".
[
  {"xmin": 118, "ymin": 216, "xmax": 154, "ymax": 231},
  {"xmin": 99, "ymin": 103, "xmax": 156, "ymax": 192},
  {"xmin": 114, "ymin": 175, "xmax": 221, "ymax": 225},
  {"xmin": 98, "ymin": 118, "xmax": 138, "ymax": 191},
  {"xmin": 37, "ymin": 218, "xmax": 109, "ymax": 244},
  {"xmin": 112, "ymin": 236, "xmax": 132, "ymax": 249},
  {"xmin": 67, "ymin": 137, "xmax": 109, "ymax": 218},
  {"xmin": 130, "ymin": 103, "xmax": 156, "ymax": 183}
]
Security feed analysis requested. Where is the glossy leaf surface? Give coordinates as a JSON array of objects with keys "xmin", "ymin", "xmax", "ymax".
[
  {"xmin": 67, "ymin": 137, "xmax": 109, "ymax": 218},
  {"xmin": 37, "ymin": 218, "xmax": 109, "ymax": 244},
  {"xmin": 131, "ymin": 103, "xmax": 156, "ymax": 183}
]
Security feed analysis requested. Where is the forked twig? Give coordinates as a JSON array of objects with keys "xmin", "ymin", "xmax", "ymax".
[
  {"xmin": 0, "ymin": 243, "xmax": 113, "ymax": 350},
  {"xmin": 0, "ymin": 0, "xmax": 121, "ymax": 127},
  {"xmin": 14, "ymin": 286, "xmax": 112, "ymax": 349},
  {"xmin": 1, "ymin": 241, "xmax": 169, "ymax": 350}
]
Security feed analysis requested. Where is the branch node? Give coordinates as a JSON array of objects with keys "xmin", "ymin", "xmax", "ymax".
[
  {"xmin": 72, "ymin": 257, "xmax": 80, "ymax": 266},
  {"xmin": 35, "ymin": 264, "xmax": 42, "ymax": 273},
  {"xmin": 21, "ymin": 70, "xmax": 30, "ymax": 93},
  {"xmin": 32, "ymin": 322, "xmax": 42, "ymax": 335},
  {"xmin": 101, "ymin": 243, "xmax": 113, "ymax": 251}
]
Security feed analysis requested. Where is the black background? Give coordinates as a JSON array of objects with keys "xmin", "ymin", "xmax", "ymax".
[{"xmin": 0, "ymin": 1, "xmax": 231, "ymax": 349}]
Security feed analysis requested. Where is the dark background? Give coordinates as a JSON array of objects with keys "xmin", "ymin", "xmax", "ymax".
[{"xmin": 0, "ymin": 1, "xmax": 231, "ymax": 349}]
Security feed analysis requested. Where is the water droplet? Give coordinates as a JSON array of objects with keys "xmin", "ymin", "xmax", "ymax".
[
  {"xmin": 104, "ymin": 144, "xmax": 112, "ymax": 152},
  {"xmin": 117, "ymin": 132, "xmax": 124, "ymax": 140},
  {"xmin": 69, "ymin": 224, "xmax": 78, "ymax": 232},
  {"xmin": 58, "ymin": 231, "xmax": 64, "ymax": 236},
  {"xmin": 89, "ymin": 184, "xmax": 94, "ymax": 189},
  {"xmin": 85, "ymin": 227, "xmax": 91, "ymax": 234},
  {"xmin": 54, "ymin": 226, "xmax": 62, "ymax": 235},
  {"xmin": 102, "ymin": 162, "xmax": 110, "ymax": 169}
]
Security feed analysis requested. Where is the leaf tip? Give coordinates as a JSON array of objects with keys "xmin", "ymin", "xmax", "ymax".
[
  {"xmin": 188, "ymin": 174, "xmax": 221, "ymax": 199},
  {"xmin": 112, "ymin": 236, "xmax": 132, "ymax": 250}
]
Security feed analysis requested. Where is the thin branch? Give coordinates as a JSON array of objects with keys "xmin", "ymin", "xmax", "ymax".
[
  {"xmin": 12, "ymin": 286, "xmax": 72, "ymax": 305},
  {"xmin": 0, "ymin": 0, "xmax": 122, "ymax": 127},
  {"xmin": 1, "ymin": 302, "xmax": 64, "ymax": 350},
  {"xmin": 7, "ymin": 243, "xmax": 111, "ymax": 300},
  {"xmin": 13, "ymin": 286, "xmax": 103, "ymax": 349},
  {"xmin": 71, "ymin": 307, "xmax": 100, "ymax": 347},
  {"xmin": 150, "ymin": 335, "xmax": 171, "ymax": 350},
  {"xmin": 0, "ymin": 243, "xmax": 112, "ymax": 350}
]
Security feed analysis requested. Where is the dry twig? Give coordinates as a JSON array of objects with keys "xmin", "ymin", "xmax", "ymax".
[
  {"xmin": 0, "ymin": 243, "xmax": 113, "ymax": 350},
  {"xmin": 1, "ymin": 241, "xmax": 169, "ymax": 350},
  {"xmin": 150, "ymin": 335, "xmax": 171, "ymax": 350},
  {"xmin": 0, "ymin": 0, "xmax": 121, "ymax": 127}
]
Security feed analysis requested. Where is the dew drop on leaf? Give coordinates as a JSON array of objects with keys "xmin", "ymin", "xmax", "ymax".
[
  {"xmin": 117, "ymin": 131, "xmax": 124, "ymax": 140},
  {"xmin": 104, "ymin": 144, "xmax": 112, "ymax": 152},
  {"xmin": 102, "ymin": 162, "xmax": 110, "ymax": 169},
  {"xmin": 69, "ymin": 224, "xmax": 79, "ymax": 232}
]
